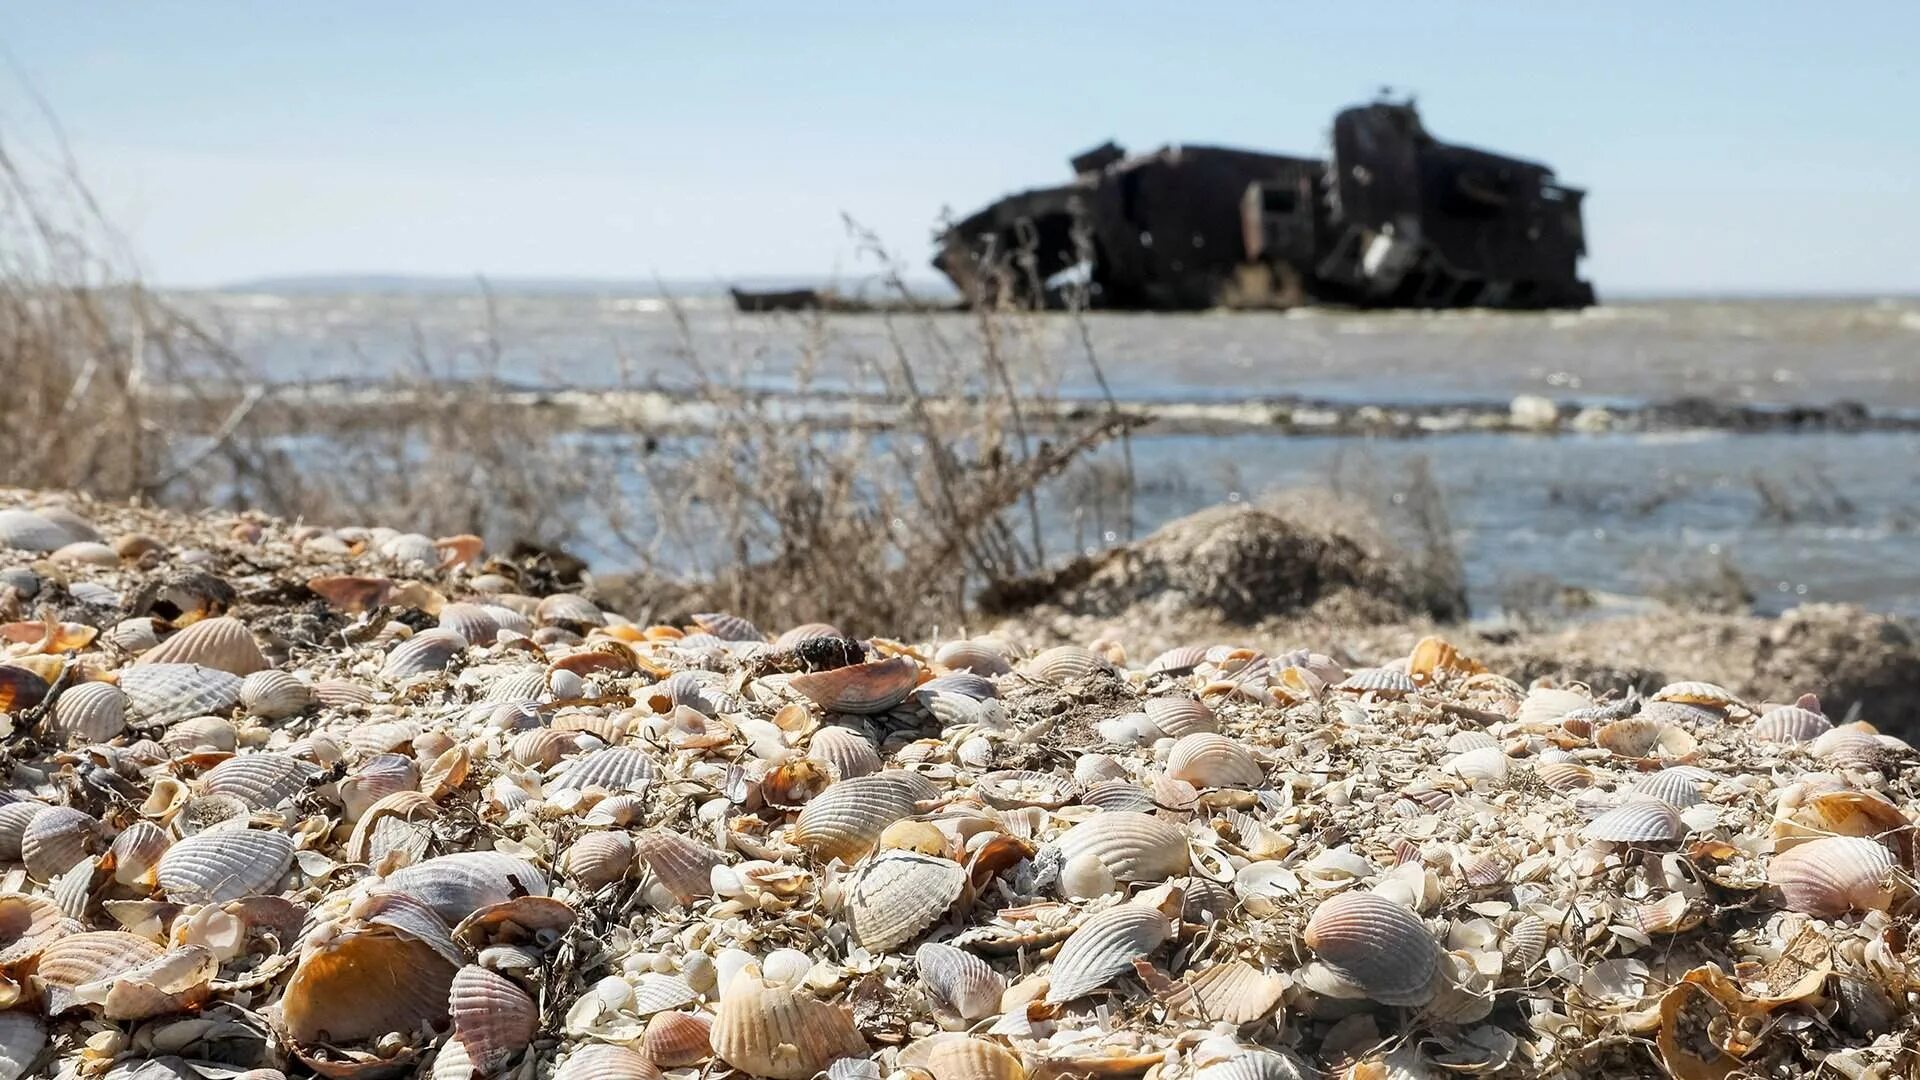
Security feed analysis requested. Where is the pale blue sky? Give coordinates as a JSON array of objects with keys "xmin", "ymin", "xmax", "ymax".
[{"xmin": 3, "ymin": 3, "xmax": 1915, "ymax": 292}]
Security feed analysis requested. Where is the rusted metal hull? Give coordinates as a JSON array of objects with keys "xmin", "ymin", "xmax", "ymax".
[{"xmin": 935, "ymin": 101, "xmax": 1593, "ymax": 312}]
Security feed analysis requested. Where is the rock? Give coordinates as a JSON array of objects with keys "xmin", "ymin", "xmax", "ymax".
[{"xmin": 1508, "ymin": 394, "xmax": 1560, "ymax": 431}]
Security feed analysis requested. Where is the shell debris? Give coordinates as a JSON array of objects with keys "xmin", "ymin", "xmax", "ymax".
[{"xmin": 0, "ymin": 492, "xmax": 1915, "ymax": 1079}]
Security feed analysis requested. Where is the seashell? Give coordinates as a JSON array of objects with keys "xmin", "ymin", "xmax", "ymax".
[
  {"xmin": 1771, "ymin": 788, "xmax": 1913, "ymax": 865},
  {"xmin": 549, "ymin": 746, "xmax": 657, "ymax": 793},
  {"xmin": 693, "ymin": 612, "xmax": 764, "ymax": 642},
  {"xmin": 789, "ymin": 656, "xmax": 920, "ymax": 715},
  {"xmin": 1303, "ymin": 891, "xmax": 1441, "ymax": 1006},
  {"xmin": 633, "ymin": 831, "xmax": 724, "ymax": 904},
  {"xmin": 1080, "ymin": 781, "xmax": 1159, "ymax": 813},
  {"xmin": 0, "ymin": 508, "xmax": 75, "ymax": 552},
  {"xmin": 1044, "ymin": 902, "xmax": 1172, "ymax": 1002},
  {"xmin": 384, "ymin": 852, "xmax": 549, "ymax": 923},
  {"xmin": 239, "ymin": 670, "xmax": 313, "ymax": 720},
  {"xmin": 32, "ymin": 931, "xmax": 211, "ymax": 1019},
  {"xmin": 380, "ymin": 531, "xmax": 440, "ymax": 568},
  {"xmin": 107, "ymin": 821, "xmax": 170, "ymax": 887},
  {"xmin": 1021, "ymin": 645, "xmax": 1110, "ymax": 684},
  {"xmin": 644, "ymin": 1011, "xmax": 714, "ymax": 1066},
  {"xmin": 509, "ymin": 726, "xmax": 579, "ymax": 768},
  {"xmin": 0, "ymin": 891, "xmax": 81, "ymax": 967},
  {"xmin": 582, "ymin": 794, "xmax": 646, "ymax": 827},
  {"xmin": 136, "ymin": 617, "xmax": 267, "ymax": 676},
  {"xmin": 1632, "ymin": 768, "xmax": 1705, "ymax": 808},
  {"xmin": 1162, "ymin": 959, "xmax": 1288, "ymax": 1025},
  {"xmin": 449, "ymin": 964, "xmax": 538, "ymax": 1074},
  {"xmin": 156, "ymin": 828, "xmax": 295, "ymax": 904},
  {"xmin": 1768, "ymin": 836, "xmax": 1906, "ymax": 917},
  {"xmin": 347, "ymin": 790, "xmax": 440, "ymax": 866},
  {"xmin": 1632, "ymin": 893, "xmax": 1700, "ymax": 935},
  {"xmin": 1165, "ymin": 733, "xmax": 1264, "ymax": 789},
  {"xmin": 934, "ymin": 639, "xmax": 1012, "ymax": 677},
  {"xmin": 844, "ymin": 850, "xmax": 966, "ymax": 951},
  {"xmin": 339, "ymin": 753, "xmax": 420, "ymax": 821},
  {"xmin": 762, "ymin": 759, "xmax": 835, "ymax": 809},
  {"xmin": 1754, "ymin": 705, "xmax": 1831, "ymax": 743},
  {"xmin": 1652, "ymin": 680, "xmax": 1739, "ymax": 706},
  {"xmin": 22, "ymin": 806, "xmax": 99, "ymax": 882},
  {"xmin": 279, "ymin": 891, "xmax": 460, "ymax": 1045},
  {"xmin": 0, "ymin": 665, "xmax": 50, "ymax": 713},
  {"xmin": 709, "ymin": 962, "xmax": 868, "ymax": 1080},
  {"xmin": 482, "ymin": 604, "xmax": 534, "ymax": 637},
  {"xmin": 171, "ymin": 794, "xmax": 250, "ymax": 837},
  {"xmin": 922, "ymin": 1036, "xmax": 1026, "ymax": 1080},
  {"xmin": 630, "ymin": 971, "xmax": 701, "ymax": 1016},
  {"xmin": 918, "ymin": 673, "xmax": 999, "ymax": 704},
  {"xmin": 0, "ymin": 1010, "xmax": 45, "ymax": 1080},
  {"xmin": 1811, "ymin": 726, "xmax": 1885, "ymax": 769},
  {"xmin": 976, "ymin": 770, "xmax": 1077, "ymax": 810},
  {"xmin": 105, "ymin": 617, "xmax": 163, "ymax": 654},
  {"xmin": 119, "ymin": 664, "xmax": 243, "ymax": 727},
  {"xmin": 1337, "ymin": 668, "xmax": 1418, "ymax": 696},
  {"xmin": 1535, "ymin": 762, "xmax": 1595, "ymax": 792},
  {"xmin": 1447, "ymin": 746, "xmax": 1511, "ymax": 783},
  {"xmin": 792, "ymin": 773, "xmax": 923, "ymax": 862},
  {"xmin": 915, "ymin": 941, "xmax": 1005, "ymax": 1022},
  {"xmin": 773, "ymin": 622, "xmax": 843, "ymax": 651},
  {"xmin": 1595, "ymin": 717, "xmax": 1697, "ymax": 760},
  {"xmin": 562, "ymin": 831, "xmax": 636, "ymax": 890},
  {"xmin": 382, "ymin": 628, "xmax": 467, "ymax": 679},
  {"xmin": 554, "ymin": 1043, "xmax": 663, "ymax": 1080},
  {"xmin": 1502, "ymin": 913, "xmax": 1551, "ymax": 975},
  {"xmin": 50, "ymin": 540, "xmax": 117, "ymax": 566},
  {"xmin": 1515, "ymin": 686, "xmax": 1590, "ymax": 726},
  {"xmin": 435, "ymin": 603, "xmax": 501, "ymax": 646},
  {"xmin": 1054, "ymin": 811, "xmax": 1189, "ymax": 891},
  {"xmin": 536, "ymin": 593, "xmax": 605, "ymax": 628},
  {"xmin": 1142, "ymin": 696, "xmax": 1218, "ymax": 738},
  {"xmin": 808, "ymin": 726, "xmax": 882, "ymax": 780},
  {"xmin": 203, "ymin": 752, "xmax": 318, "ymax": 808},
  {"xmin": 312, "ymin": 678, "xmax": 375, "ymax": 709},
  {"xmin": 1582, "ymin": 797, "xmax": 1686, "ymax": 844},
  {"xmin": 305, "ymin": 574, "xmax": 395, "ymax": 613},
  {"xmin": 47, "ymin": 682, "xmax": 129, "ymax": 746}
]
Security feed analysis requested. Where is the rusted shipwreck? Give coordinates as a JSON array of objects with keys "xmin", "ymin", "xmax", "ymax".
[{"xmin": 935, "ymin": 101, "xmax": 1593, "ymax": 311}]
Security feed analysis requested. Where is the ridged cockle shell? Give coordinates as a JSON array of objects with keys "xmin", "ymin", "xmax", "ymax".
[
  {"xmin": 844, "ymin": 850, "xmax": 966, "ymax": 951},
  {"xmin": 1044, "ymin": 902, "xmax": 1172, "ymax": 1003},
  {"xmin": 1303, "ymin": 891, "xmax": 1442, "ymax": 1006},
  {"xmin": 709, "ymin": 963, "xmax": 867, "ymax": 1080},
  {"xmin": 1768, "ymin": 836, "xmax": 1908, "ymax": 917},
  {"xmin": 789, "ymin": 656, "xmax": 920, "ymax": 714}
]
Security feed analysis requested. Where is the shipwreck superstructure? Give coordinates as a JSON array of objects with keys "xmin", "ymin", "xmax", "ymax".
[{"xmin": 934, "ymin": 101, "xmax": 1593, "ymax": 311}]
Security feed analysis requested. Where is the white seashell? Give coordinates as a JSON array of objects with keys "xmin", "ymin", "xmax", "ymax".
[
  {"xmin": 0, "ymin": 802, "xmax": 47, "ymax": 862},
  {"xmin": 312, "ymin": 678, "xmax": 376, "ymax": 709},
  {"xmin": 1754, "ymin": 705, "xmax": 1831, "ymax": 743},
  {"xmin": 119, "ymin": 664, "xmax": 243, "ymax": 726},
  {"xmin": 380, "ymin": 531, "xmax": 439, "ymax": 569},
  {"xmin": 844, "ymin": 851, "xmax": 966, "ymax": 951},
  {"xmin": 202, "ymin": 753, "xmax": 317, "ymax": 808},
  {"xmin": 934, "ymin": 639, "xmax": 1013, "ymax": 677},
  {"xmin": 384, "ymin": 851, "xmax": 550, "ymax": 923},
  {"xmin": 709, "ymin": 963, "xmax": 868, "ymax": 1080},
  {"xmin": 346, "ymin": 790, "xmax": 440, "ymax": 866},
  {"xmin": 915, "ymin": 941, "xmax": 1005, "ymax": 1022},
  {"xmin": 1446, "ymin": 746, "xmax": 1511, "ymax": 783},
  {"xmin": 792, "ymin": 773, "xmax": 923, "ymax": 861},
  {"xmin": 22, "ymin": 806, "xmax": 99, "ymax": 882},
  {"xmin": 1811, "ymin": 726, "xmax": 1885, "ymax": 769},
  {"xmin": 1516, "ymin": 686, "xmax": 1591, "ymax": 726},
  {"xmin": 629, "ymin": 971, "xmax": 700, "ymax": 1016},
  {"xmin": 1631, "ymin": 768, "xmax": 1706, "ymax": 808},
  {"xmin": 135, "ymin": 617, "xmax": 267, "ymax": 676},
  {"xmin": 449, "ymin": 964, "xmax": 538, "ymax": 1074},
  {"xmin": 1652, "ymin": 680, "xmax": 1739, "ymax": 706},
  {"xmin": 1166, "ymin": 960, "xmax": 1289, "ymax": 1026},
  {"xmin": 1053, "ymin": 811, "xmax": 1189, "ymax": 892},
  {"xmin": 1535, "ymin": 762, "xmax": 1595, "ymax": 791},
  {"xmin": 0, "ymin": 1010, "xmax": 46, "ymax": 1080},
  {"xmin": 1582, "ymin": 797, "xmax": 1686, "ymax": 844},
  {"xmin": 975, "ymin": 770, "xmax": 1077, "ymax": 810},
  {"xmin": 549, "ymin": 746, "xmax": 657, "ymax": 793},
  {"xmin": 554, "ymin": 1043, "xmax": 663, "ymax": 1080},
  {"xmin": 0, "ymin": 508, "xmax": 76, "ymax": 552},
  {"xmin": 382, "ymin": 628, "xmax": 468, "ymax": 679},
  {"xmin": 919, "ymin": 1036, "xmax": 1026, "ymax": 1080},
  {"xmin": 1303, "ymin": 891, "xmax": 1441, "ymax": 1006},
  {"xmin": 104, "ymin": 617, "xmax": 162, "ymax": 654},
  {"xmin": 1165, "ymin": 733, "xmax": 1264, "ymax": 788},
  {"xmin": 536, "ymin": 593, "xmax": 605, "ymax": 628},
  {"xmin": 1021, "ymin": 645, "xmax": 1111, "ymax": 684},
  {"xmin": 32, "ymin": 931, "xmax": 211, "ymax": 1019},
  {"xmin": 1079, "ymin": 781, "xmax": 1159, "ymax": 813},
  {"xmin": 107, "ymin": 821, "xmax": 170, "ymax": 887},
  {"xmin": 339, "ymin": 753, "xmax": 420, "ymax": 820},
  {"xmin": 155, "ymin": 828, "xmax": 294, "ymax": 904},
  {"xmin": 1142, "ymin": 696, "xmax": 1218, "ymax": 737},
  {"xmin": 238, "ymin": 670, "xmax": 313, "ymax": 720},
  {"xmin": 1768, "ymin": 836, "xmax": 1906, "ymax": 917},
  {"xmin": 808, "ymin": 726, "xmax": 882, "ymax": 779},
  {"xmin": 693, "ymin": 611, "xmax": 764, "ymax": 642},
  {"xmin": 436, "ymin": 603, "xmax": 502, "ymax": 646},
  {"xmin": 1044, "ymin": 902, "xmax": 1171, "ymax": 1002},
  {"xmin": 47, "ymin": 683, "xmax": 129, "ymax": 745},
  {"xmin": 1337, "ymin": 668, "xmax": 1418, "ymax": 695}
]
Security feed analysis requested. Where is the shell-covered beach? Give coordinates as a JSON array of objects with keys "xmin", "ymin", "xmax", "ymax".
[{"xmin": 0, "ymin": 490, "xmax": 1916, "ymax": 1080}]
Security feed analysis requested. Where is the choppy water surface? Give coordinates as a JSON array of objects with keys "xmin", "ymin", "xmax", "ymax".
[{"xmin": 180, "ymin": 291, "xmax": 1920, "ymax": 616}]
